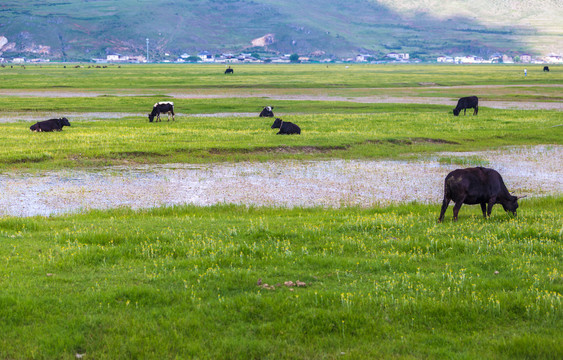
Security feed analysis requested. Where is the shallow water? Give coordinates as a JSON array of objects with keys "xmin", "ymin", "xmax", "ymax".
[{"xmin": 0, "ymin": 145, "xmax": 561, "ymax": 217}]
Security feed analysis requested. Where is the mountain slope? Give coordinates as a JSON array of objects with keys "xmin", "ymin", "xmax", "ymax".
[{"xmin": 0, "ymin": 0, "xmax": 560, "ymax": 60}]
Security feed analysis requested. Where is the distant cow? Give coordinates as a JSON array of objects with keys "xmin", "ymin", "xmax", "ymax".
[
  {"xmin": 30, "ymin": 118, "xmax": 71, "ymax": 132},
  {"xmin": 271, "ymin": 118, "xmax": 301, "ymax": 135},
  {"xmin": 453, "ymin": 96, "xmax": 479, "ymax": 116},
  {"xmin": 543, "ymin": 66, "xmax": 550, "ymax": 72},
  {"xmin": 259, "ymin": 106, "xmax": 274, "ymax": 117},
  {"xmin": 224, "ymin": 67, "xmax": 234, "ymax": 74},
  {"xmin": 148, "ymin": 102, "xmax": 175, "ymax": 122},
  {"xmin": 438, "ymin": 167, "xmax": 524, "ymax": 222}
]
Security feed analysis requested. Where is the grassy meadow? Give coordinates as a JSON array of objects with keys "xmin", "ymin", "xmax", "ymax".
[{"xmin": 0, "ymin": 64, "xmax": 562, "ymax": 359}]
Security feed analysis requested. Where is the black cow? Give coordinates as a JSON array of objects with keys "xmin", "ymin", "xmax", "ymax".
[
  {"xmin": 259, "ymin": 106, "xmax": 274, "ymax": 117},
  {"xmin": 30, "ymin": 118, "xmax": 71, "ymax": 132},
  {"xmin": 224, "ymin": 67, "xmax": 234, "ymax": 74},
  {"xmin": 148, "ymin": 102, "xmax": 175, "ymax": 122},
  {"xmin": 453, "ymin": 96, "xmax": 479, "ymax": 116},
  {"xmin": 438, "ymin": 167, "xmax": 524, "ymax": 222},
  {"xmin": 271, "ymin": 118, "xmax": 301, "ymax": 135},
  {"xmin": 543, "ymin": 66, "xmax": 550, "ymax": 72}
]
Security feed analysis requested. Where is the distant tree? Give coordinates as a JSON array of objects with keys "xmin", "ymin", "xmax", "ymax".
[
  {"xmin": 251, "ymin": 53, "xmax": 261, "ymax": 59},
  {"xmin": 186, "ymin": 56, "xmax": 201, "ymax": 62},
  {"xmin": 513, "ymin": 56, "xmax": 521, "ymax": 63},
  {"xmin": 289, "ymin": 53, "xmax": 300, "ymax": 63}
]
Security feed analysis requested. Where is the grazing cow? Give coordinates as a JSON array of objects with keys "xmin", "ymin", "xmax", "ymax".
[
  {"xmin": 30, "ymin": 118, "xmax": 71, "ymax": 132},
  {"xmin": 543, "ymin": 66, "xmax": 550, "ymax": 72},
  {"xmin": 271, "ymin": 118, "xmax": 301, "ymax": 135},
  {"xmin": 259, "ymin": 106, "xmax": 275, "ymax": 117},
  {"xmin": 453, "ymin": 96, "xmax": 479, "ymax": 116},
  {"xmin": 148, "ymin": 102, "xmax": 175, "ymax": 122},
  {"xmin": 224, "ymin": 67, "xmax": 234, "ymax": 74},
  {"xmin": 438, "ymin": 167, "xmax": 524, "ymax": 222}
]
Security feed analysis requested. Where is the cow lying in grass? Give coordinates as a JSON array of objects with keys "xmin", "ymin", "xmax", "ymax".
[
  {"xmin": 259, "ymin": 106, "xmax": 274, "ymax": 117},
  {"xmin": 271, "ymin": 118, "xmax": 300, "ymax": 135},
  {"xmin": 30, "ymin": 118, "xmax": 71, "ymax": 132}
]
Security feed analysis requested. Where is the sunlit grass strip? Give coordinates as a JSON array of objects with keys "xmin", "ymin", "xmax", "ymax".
[{"xmin": 1, "ymin": 107, "xmax": 561, "ymax": 170}]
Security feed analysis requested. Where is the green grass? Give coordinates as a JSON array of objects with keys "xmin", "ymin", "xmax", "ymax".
[
  {"xmin": 0, "ymin": 198, "xmax": 561, "ymax": 359},
  {"xmin": 1, "ymin": 64, "xmax": 562, "ymax": 91}
]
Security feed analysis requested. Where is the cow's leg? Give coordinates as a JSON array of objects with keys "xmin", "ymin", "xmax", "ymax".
[
  {"xmin": 480, "ymin": 203, "xmax": 487, "ymax": 218},
  {"xmin": 452, "ymin": 200, "xmax": 464, "ymax": 221},
  {"xmin": 463, "ymin": 108, "xmax": 467, "ymax": 115},
  {"xmin": 438, "ymin": 196, "xmax": 451, "ymax": 222},
  {"xmin": 474, "ymin": 106, "xmax": 478, "ymax": 115},
  {"xmin": 487, "ymin": 198, "xmax": 496, "ymax": 218},
  {"xmin": 171, "ymin": 110, "xmax": 175, "ymax": 121}
]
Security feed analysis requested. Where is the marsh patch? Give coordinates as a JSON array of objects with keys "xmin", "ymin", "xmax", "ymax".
[
  {"xmin": 0, "ymin": 145, "xmax": 560, "ymax": 217},
  {"xmin": 365, "ymin": 138, "xmax": 459, "ymax": 145},
  {"xmin": 209, "ymin": 145, "xmax": 348, "ymax": 155}
]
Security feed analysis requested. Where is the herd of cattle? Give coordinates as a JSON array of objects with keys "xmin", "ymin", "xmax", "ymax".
[{"xmin": 27, "ymin": 95, "xmax": 526, "ymax": 222}]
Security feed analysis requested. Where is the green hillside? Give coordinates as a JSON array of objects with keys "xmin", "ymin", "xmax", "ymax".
[{"xmin": 0, "ymin": 0, "xmax": 560, "ymax": 61}]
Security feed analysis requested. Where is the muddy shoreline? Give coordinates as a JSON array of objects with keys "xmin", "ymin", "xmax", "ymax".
[{"xmin": 0, "ymin": 146, "xmax": 560, "ymax": 217}]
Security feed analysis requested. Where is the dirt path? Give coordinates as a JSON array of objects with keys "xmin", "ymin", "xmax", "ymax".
[{"xmin": 1, "ymin": 145, "xmax": 560, "ymax": 217}]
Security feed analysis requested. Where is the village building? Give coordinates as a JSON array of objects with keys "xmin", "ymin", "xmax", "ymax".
[
  {"xmin": 437, "ymin": 56, "xmax": 454, "ymax": 63},
  {"xmin": 197, "ymin": 51, "xmax": 214, "ymax": 62},
  {"xmin": 355, "ymin": 54, "xmax": 372, "ymax": 62},
  {"xmin": 520, "ymin": 54, "xmax": 532, "ymax": 63}
]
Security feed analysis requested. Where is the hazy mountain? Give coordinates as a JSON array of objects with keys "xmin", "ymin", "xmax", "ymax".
[{"xmin": 0, "ymin": 0, "xmax": 560, "ymax": 61}]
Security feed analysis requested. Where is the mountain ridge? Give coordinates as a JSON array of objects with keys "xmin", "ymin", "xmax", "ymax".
[{"xmin": 0, "ymin": 0, "xmax": 560, "ymax": 61}]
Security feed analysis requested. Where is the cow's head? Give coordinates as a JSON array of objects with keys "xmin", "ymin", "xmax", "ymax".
[
  {"xmin": 453, "ymin": 108, "xmax": 460, "ymax": 116},
  {"xmin": 502, "ymin": 195, "xmax": 526, "ymax": 216},
  {"xmin": 148, "ymin": 114, "xmax": 155, "ymax": 122},
  {"xmin": 260, "ymin": 106, "xmax": 274, "ymax": 117},
  {"xmin": 60, "ymin": 117, "xmax": 71, "ymax": 127},
  {"xmin": 271, "ymin": 118, "xmax": 282, "ymax": 129}
]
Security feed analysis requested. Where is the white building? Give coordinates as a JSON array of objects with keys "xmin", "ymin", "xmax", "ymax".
[
  {"xmin": 386, "ymin": 53, "xmax": 409, "ymax": 61},
  {"xmin": 544, "ymin": 54, "xmax": 563, "ymax": 63},
  {"xmin": 454, "ymin": 55, "xmax": 484, "ymax": 64},
  {"xmin": 520, "ymin": 54, "xmax": 532, "ymax": 63},
  {"xmin": 437, "ymin": 56, "xmax": 454, "ymax": 63},
  {"xmin": 355, "ymin": 54, "xmax": 372, "ymax": 62},
  {"xmin": 198, "ymin": 51, "xmax": 214, "ymax": 62}
]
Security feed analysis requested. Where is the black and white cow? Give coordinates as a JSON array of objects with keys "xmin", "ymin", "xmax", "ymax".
[
  {"xmin": 453, "ymin": 96, "xmax": 479, "ymax": 116},
  {"xmin": 271, "ymin": 118, "xmax": 301, "ymax": 135},
  {"xmin": 148, "ymin": 102, "xmax": 175, "ymax": 122},
  {"xmin": 30, "ymin": 118, "xmax": 71, "ymax": 132},
  {"xmin": 259, "ymin": 106, "xmax": 275, "ymax": 117}
]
